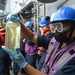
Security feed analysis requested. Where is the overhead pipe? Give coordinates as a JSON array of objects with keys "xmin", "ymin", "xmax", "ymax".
[{"xmin": 57, "ymin": 0, "xmax": 69, "ymax": 9}]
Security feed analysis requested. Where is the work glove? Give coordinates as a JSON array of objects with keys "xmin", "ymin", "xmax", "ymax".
[
  {"xmin": 7, "ymin": 13, "xmax": 20, "ymax": 23},
  {"xmin": 2, "ymin": 46, "xmax": 28, "ymax": 68}
]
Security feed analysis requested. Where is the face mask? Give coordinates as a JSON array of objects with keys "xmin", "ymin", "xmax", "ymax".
[{"xmin": 54, "ymin": 30, "xmax": 69, "ymax": 43}]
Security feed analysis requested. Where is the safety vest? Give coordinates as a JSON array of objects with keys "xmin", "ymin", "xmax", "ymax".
[
  {"xmin": 25, "ymin": 31, "xmax": 37, "ymax": 55},
  {"xmin": 41, "ymin": 37, "xmax": 75, "ymax": 75}
]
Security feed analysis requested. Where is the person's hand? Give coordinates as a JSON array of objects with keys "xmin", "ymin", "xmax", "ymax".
[
  {"xmin": 7, "ymin": 13, "xmax": 20, "ymax": 23},
  {"xmin": 39, "ymin": 27, "xmax": 44, "ymax": 35},
  {"xmin": 2, "ymin": 46, "xmax": 28, "ymax": 68},
  {"xmin": 38, "ymin": 50, "xmax": 42, "ymax": 56},
  {"xmin": 23, "ymin": 39, "xmax": 26, "ymax": 43}
]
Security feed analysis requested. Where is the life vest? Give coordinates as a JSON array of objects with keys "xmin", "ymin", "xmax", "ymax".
[
  {"xmin": 0, "ymin": 28, "xmax": 5, "ymax": 47},
  {"xmin": 41, "ymin": 37, "xmax": 75, "ymax": 75}
]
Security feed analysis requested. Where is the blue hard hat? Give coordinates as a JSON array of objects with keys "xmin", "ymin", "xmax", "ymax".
[
  {"xmin": 25, "ymin": 21, "xmax": 33, "ymax": 27},
  {"xmin": 39, "ymin": 16, "xmax": 50, "ymax": 27},
  {"xmin": 51, "ymin": 7, "xmax": 75, "ymax": 22}
]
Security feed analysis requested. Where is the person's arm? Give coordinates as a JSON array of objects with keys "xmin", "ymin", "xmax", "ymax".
[
  {"xmin": 24, "ymin": 64, "xmax": 45, "ymax": 75},
  {"xmin": 2, "ymin": 46, "xmax": 46, "ymax": 75},
  {"xmin": 20, "ymin": 22, "xmax": 37, "ymax": 44}
]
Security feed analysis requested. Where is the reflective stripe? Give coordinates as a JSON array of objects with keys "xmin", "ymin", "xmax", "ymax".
[
  {"xmin": 57, "ymin": 51, "xmax": 75, "ymax": 69},
  {"xmin": 42, "ymin": 37, "xmax": 75, "ymax": 75},
  {"xmin": 57, "ymin": 52, "xmax": 71, "ymax": 68},
  {"xmin": 46, "ymin": 44, "xmax": 54, "ymax": 62}
]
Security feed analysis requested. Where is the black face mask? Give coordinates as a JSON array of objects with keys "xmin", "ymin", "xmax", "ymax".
[{"xmin": 54, "ymin": 30, "xmax": 69, "ymax": 43}]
